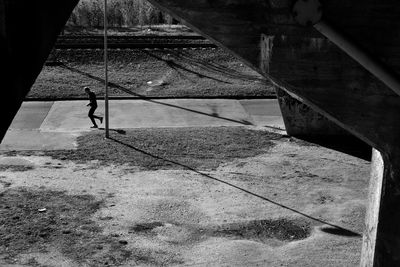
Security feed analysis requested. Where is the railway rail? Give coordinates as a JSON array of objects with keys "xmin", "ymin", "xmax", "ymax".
[{"xmin": 55, "ymin": 35, "xmax": 217, "ymax": 49}]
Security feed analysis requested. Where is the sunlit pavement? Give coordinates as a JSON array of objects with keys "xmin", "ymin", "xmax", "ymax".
[{"xmin": 0, "ymin": 99, "xmax": 285, "ymax": 150}]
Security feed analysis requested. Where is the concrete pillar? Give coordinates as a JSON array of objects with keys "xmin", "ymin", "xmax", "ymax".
[
  {"xmin": 361, "ymin": 149, "xmax": 384, "ymax": 266},
  {"xmin": 276, "ymin": 87, "xmax": 349, "ymax": 137},
  {"xmin": 361, "ymin": 150, "xmax": 400, "ymax": 266}
]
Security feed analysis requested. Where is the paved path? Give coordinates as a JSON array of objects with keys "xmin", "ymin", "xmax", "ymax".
[{"xmin": 1, "ymin": 99, "xmax": 285, "ymax": 150}]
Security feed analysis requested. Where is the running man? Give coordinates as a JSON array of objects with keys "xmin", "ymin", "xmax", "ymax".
[{"xmin": 84, "ymin": 87, "xmax": 103, "ymax": 128}]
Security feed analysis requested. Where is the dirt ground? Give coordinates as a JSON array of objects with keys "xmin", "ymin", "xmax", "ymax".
[{"xmin": 0, "ymin": 129, "xmax": 370, "ymax": 266}]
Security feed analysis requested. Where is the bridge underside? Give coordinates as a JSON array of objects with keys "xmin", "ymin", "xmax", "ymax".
[
  {"xmin": 1, "ymin": 0, "xmax": 400, "ymax": 265},
  {"xmin": 0, "ymin": 0, "xmax": 79, "ymax": 140}
]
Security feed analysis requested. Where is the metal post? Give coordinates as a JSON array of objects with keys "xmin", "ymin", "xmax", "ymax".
[
  {"xmin": 292, "ymin": 0, "xmax": 400, "ymax": 98},
  {"xmin": 104, "ymin": 0, "xmax": 109, "ymax": 138},
  {"xmin": 314, "ymin": 21, "xmax": 400, "ymax": 98}
]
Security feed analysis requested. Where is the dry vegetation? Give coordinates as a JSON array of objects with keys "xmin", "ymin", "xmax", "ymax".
[
  {"xmin": 38, "ymin": 127, "xmax": 283, "ymax": 170},
  {"xmin": 67, "ymin": 0, "xmax": 175, "ymax": 28},
  {"xmin": 32, "ymin": 1, "xmax": 274, "ymax": 100},
  {"xmin": 31, "ymin": 49, "xmax": 273, "ymax": 99}
]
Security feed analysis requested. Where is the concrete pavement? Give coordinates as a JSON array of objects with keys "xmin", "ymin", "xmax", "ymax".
[{"xmin": 0, "ymin": 99, "xmax": 285, "ymax": 150}]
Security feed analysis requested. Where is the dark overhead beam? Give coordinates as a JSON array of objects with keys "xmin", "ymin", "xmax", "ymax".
[{"xmin": 0, "ymin": 0, "xmax": 79, "ymax": 141}]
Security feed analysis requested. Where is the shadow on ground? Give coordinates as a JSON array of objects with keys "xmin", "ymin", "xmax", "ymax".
[
  {"xmin": 109, "ymin": 136, "xmax": 362, "ymax": 238},
  {"xmin": 61, "ymin": 63, "xmax": 253, "ymax": 126}
]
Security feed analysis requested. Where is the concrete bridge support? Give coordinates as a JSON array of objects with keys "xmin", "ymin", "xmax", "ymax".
[
  {"xmin": 147, "ymin": 1, "xmax": 400, "ymax": 265},
  {"xmin": 276, "ymin": 88, "xmax": 348, "ymax": 137},
  {"xmin": 361, "ymin": 149, "xmax": 400, "ymax": 266}
]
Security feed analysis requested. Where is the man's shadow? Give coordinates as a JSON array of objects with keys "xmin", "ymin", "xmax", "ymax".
[{"xmin": 98, "ymin": 127, "xmax": 126, "ymax": 135}]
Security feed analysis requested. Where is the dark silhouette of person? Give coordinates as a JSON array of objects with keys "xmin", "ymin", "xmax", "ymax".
[{"xmin": 84, "ymin": 87, "xmax": 103, "ymax": 128}]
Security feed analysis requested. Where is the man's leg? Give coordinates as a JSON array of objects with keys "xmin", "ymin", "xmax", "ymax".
[
  {"xmin": 92, "ymin": 106, "xmax": 103, "ymax": 124},
  {"xmin": 88, "ymin": 107, "xmax": 97, "ymax": 128},
  {"xmin": 93, "ymin": 115, "xmax": 103, "ymax": 124}
]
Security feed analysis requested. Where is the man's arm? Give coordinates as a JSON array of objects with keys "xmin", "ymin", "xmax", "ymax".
[{"xmin": 87, "ymin": 92, "xmax": 94, "ymax": 106}]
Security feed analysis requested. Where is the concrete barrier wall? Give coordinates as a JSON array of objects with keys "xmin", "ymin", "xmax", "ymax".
[{"xmin": 276, "ymin": 87, "xmax": 349, "ymax": 137}]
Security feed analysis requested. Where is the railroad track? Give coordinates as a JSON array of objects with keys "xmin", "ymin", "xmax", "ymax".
[{"xmin": 55, "ymin": 35, "xmax": 217, "ymax": 49}]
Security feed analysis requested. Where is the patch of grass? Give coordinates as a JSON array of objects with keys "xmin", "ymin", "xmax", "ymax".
[
  {"xmin": 0, "ymin": 187, "xmax": 186, "ymax": 266},
  {"xmin": 44, "ymin": 127, "xmax": 283, "ymax": 170},
  {"xmin": 0, "ymin": 188, "xmax": 133, "ymax": 266},
  {"xmin": 0, "ymin": 177, "xmax": 12, "ymax": 188},
  {"xmin": 29, "ymin": 49, "xmax": 273, "ymax": 99},
  {"xmin": 0, "ymin": 165, "xmax": 34, "ymax": 172},
  {"xmin": 213, "ymin": 218, "xmax": 311, "ymax": 243}
]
